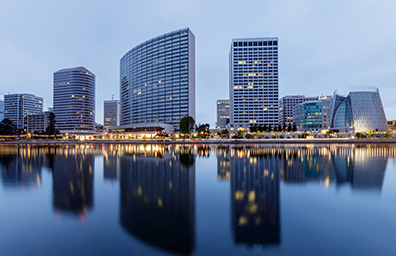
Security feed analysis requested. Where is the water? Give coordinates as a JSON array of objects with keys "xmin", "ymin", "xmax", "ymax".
[{"xmin": 1, "ymin": 144, "xmax": 396, "ymax": 256}]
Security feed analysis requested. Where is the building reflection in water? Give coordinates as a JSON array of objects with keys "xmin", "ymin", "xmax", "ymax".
[
  {"xmin": 228, "ymin": 146, "xmax": 281, "ymax": 246},
  {"xmin": 103, "ymin": 144, "xmax": 120, "ymax": 181},
  {"xmin": 280, "ymin": 145, "xmax": 390, "ymax": 193},
  {"xmin": 217, "ymin": 146, "xmax": 230, "ymax": 181},
  {"xmin": 0, "ymin": 145, "xmax": 54, "ymax": 190},
  {"xmin": 52, "ymin": 146, "xmax": 98, "ymax": 218},
  {"xmin": 119, "ymin": 145, "xmax": 195, "ymax": 255}
]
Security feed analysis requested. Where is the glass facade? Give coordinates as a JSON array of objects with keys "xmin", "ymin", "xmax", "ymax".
[
  {"xmin": 330, "ymin": 87, "xmax": 388, "ymax": 132},
  {"xmin": 4, "ymin": 93, "xmax": 43, "ymax": 131},
  {"xmin": 279, "ymin": 95, "xmax": 318, "ymax": 126},
  {"xmin": 293, "ymin": 101, "xmax": 323, "ymax": 131},
  {"xmin": 229, "ymin": 38, "xmax": 279, "ymax": 127},
  {"xmin": 120, "ymin": 28, "xmax": 195, "ymax": 129},
  {"xmin": 216, "ymin": 99, "xmax": 230, "ymax": 129},
  {"xmin": 53, "ymin": 66, "xmax": 96, "ymax": 133},
  {"xmin": 103, "ymin": 99, "xmax": 119, "ymax": 129}
]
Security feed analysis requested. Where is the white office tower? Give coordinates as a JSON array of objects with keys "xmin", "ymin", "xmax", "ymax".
[{"xmin": 229, "ymin": 38, "xmax": 279, "ymax": 130}]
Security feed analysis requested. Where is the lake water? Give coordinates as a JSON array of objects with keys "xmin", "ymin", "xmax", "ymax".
[{"xmin": 1, "ymin": 144, "xmax": 396, "ymax": 256}]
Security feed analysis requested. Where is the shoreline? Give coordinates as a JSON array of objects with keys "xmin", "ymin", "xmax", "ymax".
[{"xmin": 1, "ymin": 138, "xmax": 396, "ymax": 145}]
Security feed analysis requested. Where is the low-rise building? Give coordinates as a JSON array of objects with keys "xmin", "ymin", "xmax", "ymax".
[
  {"xmin": 293, "ymin": 96, "xmax": 333, "ymax": 132},
  {"xmin": 279, "ymin": 95, "xmax": 318, "ymax": 127},
  {"xmin": 109, "ymin": 123, "xmax": 173, "ymax": 139},
  {"xmin": 27, "ymin": 112, "xmax": 50, "ymax": 133},
  {"xmin": 387, "ymin": 120, "xmax": 396, "ymax": 131}
]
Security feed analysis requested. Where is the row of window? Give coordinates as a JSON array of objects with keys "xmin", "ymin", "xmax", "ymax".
[
  {"xmin": 233, "ymin": 41, "xmax": 278, "ymax": 47},
  {"xmin": 132, "ymin": 35, "xmax": 188, "ymax": 52}
]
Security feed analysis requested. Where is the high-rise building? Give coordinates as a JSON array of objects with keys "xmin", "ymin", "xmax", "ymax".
[
  {"xmin": 279, "ymin": 95, "xmax": 318, "ymax": 127},
  {"xmin": 103, "ymin": 99, "xmax": 120, "ymax": 130},
  {"xmin": 53, "ymin": 66, "xmax": 95, "ymax": 133},
  {"xmin": 216, "ymin": 99, "xmax": 230, "ymax": 129},
  {"xmin": 120, "ymin": 28, "xmax": 195, "ymax": 130},
  {"xmin": 0, "ymin": 100, "xmax": 4, "ymax": 121},
  {"xmin": 229, "ymin": 38, "xmax": 279, "ymax": 131},
  {"xmin": 4, "ymin": 93, "xmax": 43, "ymax": 131},
  {"xmin": 330, "ymin": 87, "xmax": 388, "ymax": 132}
]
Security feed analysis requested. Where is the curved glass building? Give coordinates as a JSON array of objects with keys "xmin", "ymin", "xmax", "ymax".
[
  {"xmin": 330, "ymin": 87, "xmax": 388, "ymax": 132},
  {"xmin": 53, "ymin": 66, "xmax": 96, "ymax": 133},
  {"xmin": 120, "ymin": 28, "xmax": 195, "ymax": 129}
]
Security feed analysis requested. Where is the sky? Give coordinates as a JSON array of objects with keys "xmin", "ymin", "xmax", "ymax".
[{"xmin": 1, "ymin": 0, "xmax": 396, "ymax": 127}]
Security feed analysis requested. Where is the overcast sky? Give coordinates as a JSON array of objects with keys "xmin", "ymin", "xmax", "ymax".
[{"xmin": 1, "ymin": 0, "xmax": 395, "ymax": 126}]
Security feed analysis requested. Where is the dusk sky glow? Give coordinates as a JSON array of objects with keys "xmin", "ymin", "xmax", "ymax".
[{"xmin": 1, "ymin": 0, "xmax": 395, "ymax": 126}]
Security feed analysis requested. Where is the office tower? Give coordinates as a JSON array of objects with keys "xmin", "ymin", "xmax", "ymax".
[
  {"xmin": 120, "ymin": 28, "xmax": 195, "ymax": 129},
  {"xmin": 53, "ymin": 66, "xmax": 95, "ymax": 133},
  {"xmin": 216, "ymin": 100, "xmax": 230, "ymax": 129},
  {"xmin": 279, "ymin": 95, "xmax": 319, "ymax": 127},
  {"xmin": 103, "ymin": 99, "xmax": 119, "ymax": 130},
  {"xmin": 27, "ymin": 111, "xmax": 50, "ymax": 133},
  {"xmin": 229, "ymin": 38, "xmax": 278, "ymax": 130},
  {"xmin": 4, "ymin": 93, "xmax": 43, "ymax": 131},
  {"xmin": 330, "ymin": 87, "xmax": 388, "ymax": 132},
  {"xmin": 0, "ymin": 100, "xmax": 4, "ymax": 121}
]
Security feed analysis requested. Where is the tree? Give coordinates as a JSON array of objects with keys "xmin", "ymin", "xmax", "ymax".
[
  {"xmin": 196, "ymin": 123, "xmax": 210, "ymax": 138},
  {"xmin": 179, "ymin": 116, "xmax": 195, "ymax": 137},
  {"xmin": 45, "ymin": 112, "xmax": 60, "ymax": 135},
  {"xmin": 249, "ymin": 124, "xmax": 258, "ymax": 133},
  {"xmin": 219, "ymin": 129, "xmax": 229, "ymax": 138},
  {"xmin": 0, "ymin": 118, "xmax": 17, "ymax": 135},
  {"xmin": 292, "ymin": 123, "xmax": 297, "ymax": 132},
  {"xmin": 287, "ymin": 123, "xmax": 292, "ymax": 132},
  {"xmin": 277, "ymin": 124, "xmax": 282, "ymax": 132},
  {"xmin": 263, "ymin": 124, "xmax": 268, "ymax": 132},
  {"xmin": 155, "ymin": 126, "xmax": 167, "ymax": 139},
  {"xmin": 283, "ymin": 123, "xmax": 287, "ymax": 132}
]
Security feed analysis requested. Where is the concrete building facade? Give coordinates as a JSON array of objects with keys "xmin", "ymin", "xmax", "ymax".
[
  {"xmin": 229, "ymin": 38, "xmax": 279, "ymax": 131},
  {"xmin": 27, "ymin": 111, "xmax": 50, "ymax": 133}
]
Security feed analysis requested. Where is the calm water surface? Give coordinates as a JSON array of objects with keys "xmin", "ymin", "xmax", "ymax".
[{"xmin": 1, "ymin": 144, "xmax": 396, "ymax": 256}]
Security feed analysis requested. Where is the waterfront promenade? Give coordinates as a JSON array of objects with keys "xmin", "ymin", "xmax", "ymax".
[{"xmin": 1, "ymin": 138, "xmax": 396, "ymax": 145}]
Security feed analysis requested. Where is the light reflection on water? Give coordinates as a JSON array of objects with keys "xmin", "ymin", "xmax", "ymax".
[{"xmin": 0, "ymin": 144, "xmax": 395, "ymax": 256}]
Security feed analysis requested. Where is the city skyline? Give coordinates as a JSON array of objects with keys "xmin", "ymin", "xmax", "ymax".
[{"xmin": 1, "ymin": 0, "xmax": 395, "ymax": 127}]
